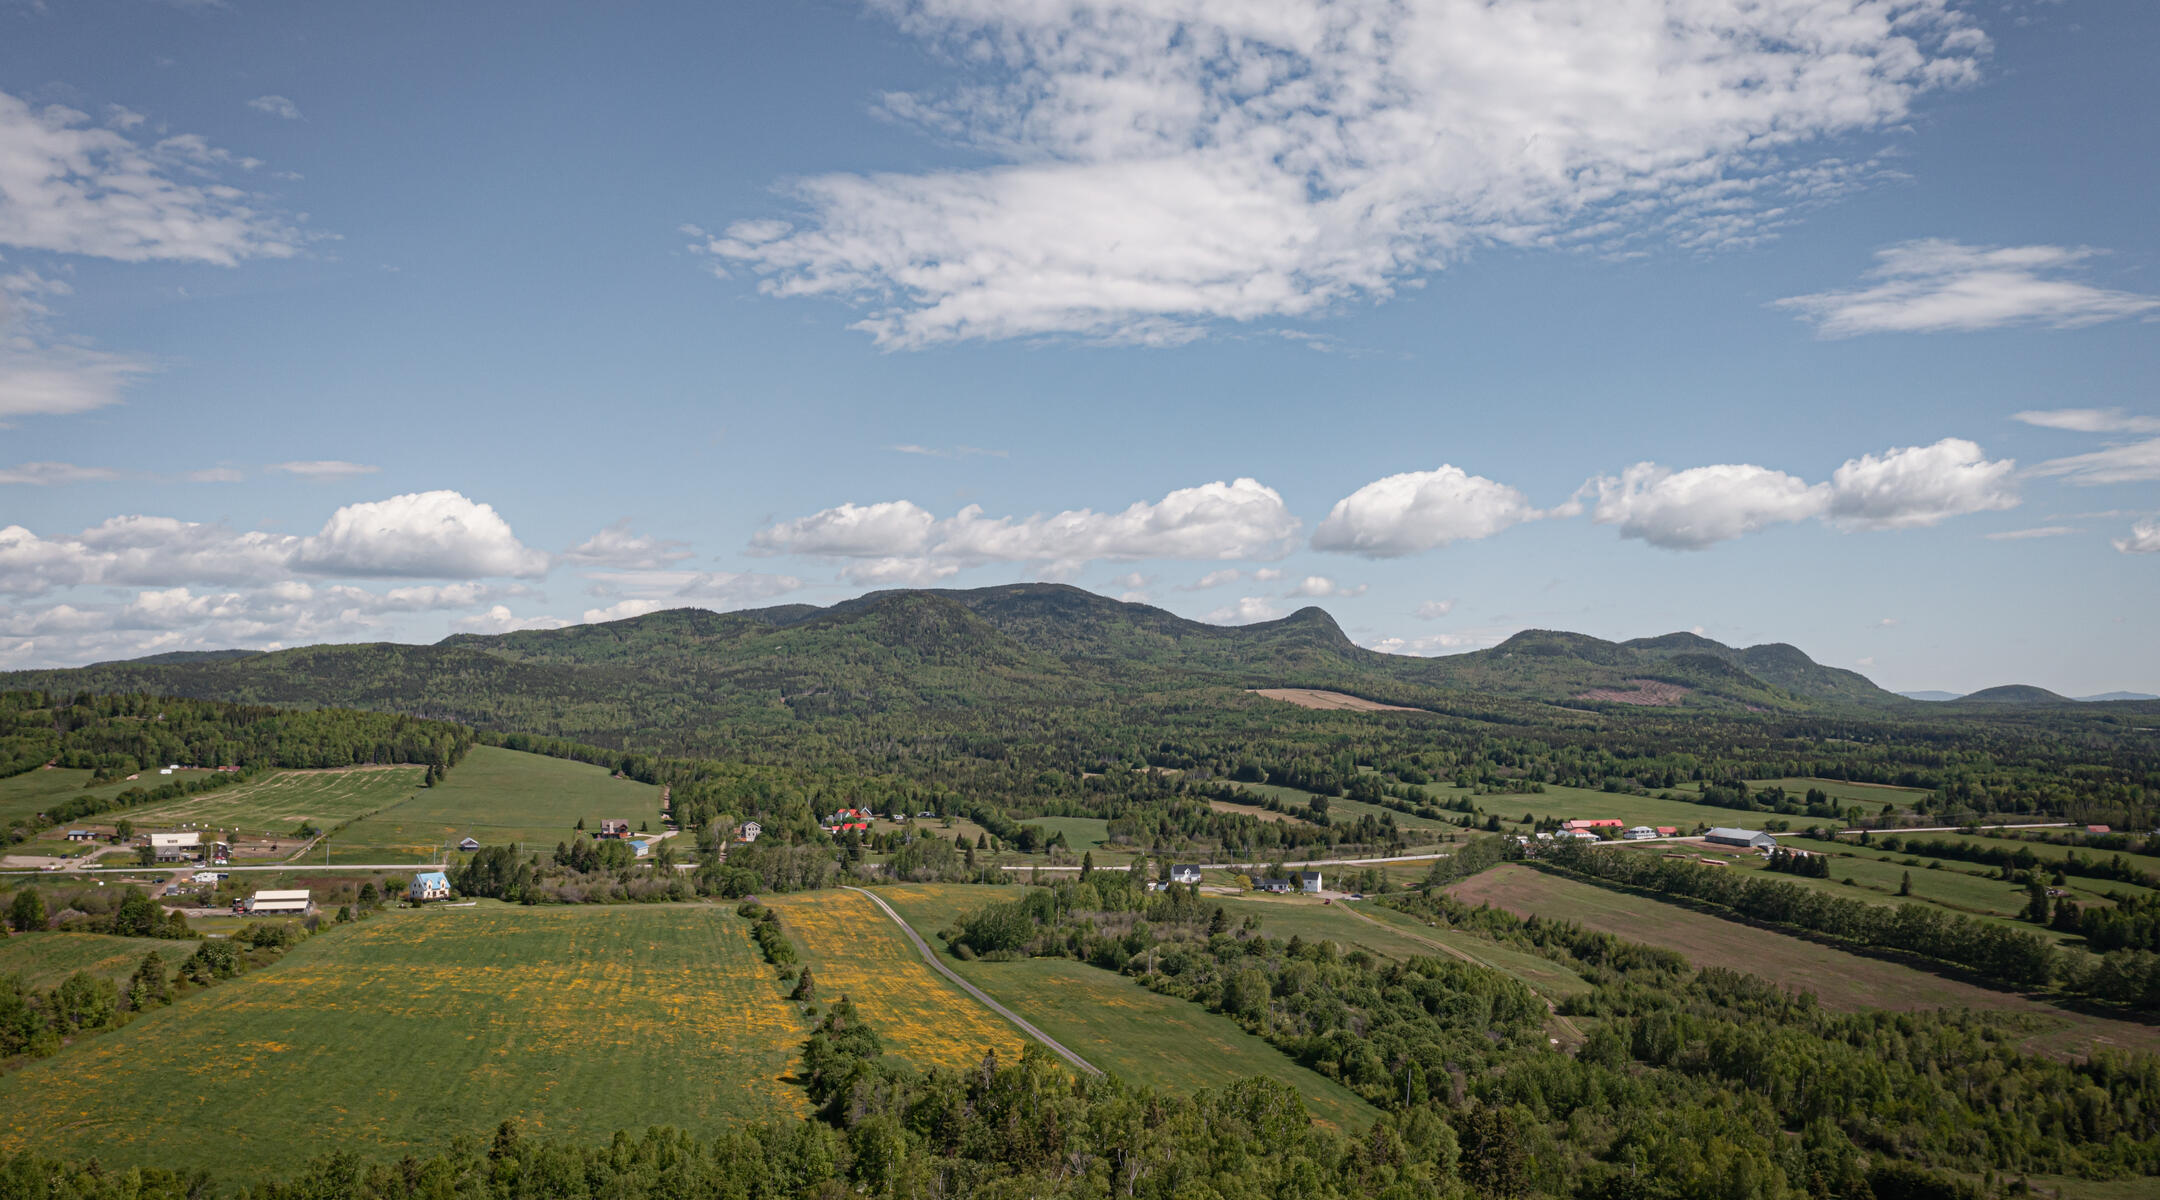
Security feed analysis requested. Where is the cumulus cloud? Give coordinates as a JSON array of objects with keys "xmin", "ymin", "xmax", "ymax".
[
  {"xmin": 1365, "ymin": 629, "xmax": 1500, "ymax": 655},
  {"xmin": 1775, "ymin": 241, "xmax": 2160, "ymax": 336},
  {"xmin": 246, "ymin": 95, "xmax": 303, "ymax": 120},
  {"xmin": 561, "ymin": 520, "xmax": 694, "ymax": 570},
  {"xmin": 1825, "ymin": 438, "xmax": 2018, "ymax": 529},
  {"xmin": 1287, "ymin": 575, "xmax": 1365, "ymax": 598},
  {"xmin": 699, "ymin": 1, "xmax": 1982, "ymax": 347},
  {"xmin": 2031, "ymin": 439, "xmax": 2160, "ymax": 486},
  {"xmin": 2013, "ymin": 408, "xmax": 2160, "ymax": 435},
  {"xmin": 2115, "ymin": 520, "xmax": 2160, "ymax": 555},
  {"xmin": 754, "ymin": 478, "xmax": 1298, "ymax": 577},
  {"xmin": 582, "ymin": 598, "xmax": 666, "ymax": 624},
  {"xmin": 452, "ymin": 606, "xmax": 571, "ymax": 635},
  {"xmin": 1586, "ymin": 438, "xmax": 2017, "ymax": 549},
  {"xmin": 0, "ymin": 489, "xmax": 549, "ymax": 595},
  {"xmin": 1415, "ymin": 599, "xmax": 1456, "ymax": 620},
  {"xmin": 1587, "ymin": 462, "xmax": 1826, "ymax": 549},
  {"xmin": 0, "ymin": 461, "xmax": 119, "ymax": 485},
  {"xmin": 1313, "ymin": 466, "xmax": 1543, "ymax": 557},
  {"xmin": 1203, "ymin": 596, "xmax": 1284, "ymax": 625},
  {"xmin": 270, "ymin": 460, "xmax": 380, "ymax": 480},
  {"xmin": 0, "ymin": 88, "xmax": 299, "ymax": 264},
  {"xmin": 293, "ymin": 491, "xmax": 550, "ymax": 579}
]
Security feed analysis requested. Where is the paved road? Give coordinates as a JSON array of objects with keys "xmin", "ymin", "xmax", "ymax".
[
  {"xmin": 840, "ymin": 886, "xmax": 1101, "ymax": 1076},
  {"xmin": 1000, "ymin": 851, "xmax": 1450, "ymax": 873},
  {"xmin": 1839, "ymin": 822, "xmax": 2074, "ymax": 835},
  {"xmin": 0, "ymin": 861, "xmax": 440, "ymax": 878}
]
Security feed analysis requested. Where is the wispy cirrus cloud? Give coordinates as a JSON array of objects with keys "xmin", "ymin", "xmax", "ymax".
[
  {"xmin": 697, "ymin": 1, "xmax": 1983, "ymax": 347},
  {"xmin": 269, "ymin": 460, "xmax": 380, "ymax": 480},
  {"xmin": 1775, "ymin": 241, "xmax": 2160, "ymax": 336},
  {"xmin": 246, "ymin": 95, "xmax": 303, "ymax": 120},
  {"xmin": 889, "ymin": 443, "xmax": 1008, "ymax": 459},
  {"xmin": 0, "ymin": 461, "xmax": 120, "ymax": 485},
  {"xmin": 2013, "ymin": 408, "xmax": 2160, "ymax": 435},
  {"xmin": 1985, "ymin": 526, "xmax": 2078, "ymax": 541}
]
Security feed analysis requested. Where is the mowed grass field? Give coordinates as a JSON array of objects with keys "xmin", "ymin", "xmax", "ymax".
[
  {"xmin": 763, "ymin": 888, "xmax": 1028, "ymax": 1071},
  {"xmin": 872, "ymin": 884, "xmax": 1376, "ymax": 1131},
  {"xmin": 0, "ymin": 932, "xmax": 180, "ymax": 990},
  {"xmin": 326, "ymin": 746, "xmax": 664, "ymax": 863},
  {"xmin": 0, "ymin": 903, "xmax": 808, "ymax": 1181},
  {"xmin": 1448, "ymin": 864, "xmax": 2160, "ymax": 1059},
  {"xmin": 1742, "ymin": 777, "xmax": 1932, "ymax": 810},
  {"xmin": 127, "ymin": 765, "xmax": 425, "ymax": 836},
  {"xmin": 0, "ymin": 766, "xmax": 221, "ymax": 827}
]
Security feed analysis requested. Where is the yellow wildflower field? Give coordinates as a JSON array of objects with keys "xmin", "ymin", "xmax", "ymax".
[
  {"xmin": 764, "ymin": 889, "xmax": 1026, "ymax": 1071},
  {"xmin": 0, "ymin": 903, "xmax": 807, "ymax": 1182}
]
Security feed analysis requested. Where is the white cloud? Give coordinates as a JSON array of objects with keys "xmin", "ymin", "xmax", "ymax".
[
  {"xmin": 701, "ymin": 1, "xmax": 1982, "ymax": 347},
  {"xmin": 582, "ymin": 598, "xmax": 665, "ymax": 624},
  {"xmin": 1, "ymin": 270, "xmax": 150, "ymax": 421},
  {"xmin": 1415, "ymin": 599, "xmax": 1455, "ymax": 620},
  {"xmin": 0, "ymin": 88, "xmax": 299, "ymax": 264},
  {"xmin": 1774, "ymin": 241, "xmax": 2160, "ymax": 336},
  {"xmin": 0, "ymin": 461, "xmax": 119, "ymax": 485},
  {"xmin": 1251, "ymin": 567, "xmax": 1285, "ymax": 582},
  {"xmin": 1587, "ymin": 438, "xmax": 2017, "ymax": 549},
  {"xmin": 1874, "ymin": 617, "xmax": 1899, "ymax": 628},
  {"xmin": 561, "ymin": 520, "xmax": 693, "ymax": 569},
  {"xmin": 1856, "ymin": 656, "xmax": 1876, "ymax": 668},
  {"xmin": 1287, "ymin": 575, "xmax": 1365, "ymax": 599},
  {"xmin": 1118, "ymin": 590, "xmax": 1151, "ymax": 604},
  {"xmin": 2012, "ymin": 408, "xmax": 2160, "ymax": 435},
  {"xmin": 270, "ymin": 460, "xmax": 380, "ymax": 480},
  {"xmin": 1181, "ymin": 568, "xmax": 1245, "ymax": 590},
  {"xmin": 890, "ymin": 443, "xmax": 1008, "ymax": 459},
  {"xmin": 1312, "ymin": 465, "xmax": 1543, "ymax": 557},
  {"xmin": 294, "ymin": 491, "xmax": 550, "ymax": 579},
  {"xmin": 1825, "ymin": 438, "xmax": 2018, "ymax": 529},
  {"xmin": 2115, "ymin": 520, "xmax": 2160, "ymax": 555},
  {"xmin": 183, "ymin": 467, "xmax": 245, "ymax": 483},
  {"xmin": 1365, "ymin": 629, "xmax": 1500, "ymax": 655},
  {"xmin": 246, "ymin": 95, "xmax": 303, "ymax": 120},
  {"xmin": 0, "ymin": 490, "xmax": 548, "ymax": 595},
  {"xmin": 1203, "ymin": 596, "xmax": 1284, "ymax": 625},
  {"xmin": 576, "ymin": 568, "xmax": 806, "ymax": 609},
  {"xmin": 1108, "ymin": 571, "xmax": 1150, "ymax": 590},
  {"xmin": 2031, "ymin": 439, "xmax": 2160, "ymax": 486},
  {"xmin": 755, "ymin": 478, "xmax": 1298, "ymax": 577},
  {"xmin": 1587, "ymin": 463, "xmax": 1826, "ymax": 550},
  {"xmin": 1984, "ymin": 526, "xmax": 2077, "ymax": 542}
]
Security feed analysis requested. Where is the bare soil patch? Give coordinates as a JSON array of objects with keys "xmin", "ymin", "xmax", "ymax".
[
  {"xmin": 1573, "ymin": 679, "xmax": 1691, "ymax": 706},
  {"xmin": 1250, "ymin": 688, "xmax": 1422, "ymax": 712}
]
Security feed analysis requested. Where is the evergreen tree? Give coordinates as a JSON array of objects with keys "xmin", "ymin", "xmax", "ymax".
[{"xmin": 8, "ymin": 888, "xmax": 44, "ymax": 932}]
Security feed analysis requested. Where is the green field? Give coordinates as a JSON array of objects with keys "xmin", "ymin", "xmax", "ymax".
[
  {"xmin": 0, "ymin": 903, "xmax": 808, "ymax": 1181},
  {"xmin": 0, "ymin": 932, "xmax": 180, "ymax": 990},
  {"xmin": 1448, "ymin": 864, "xmax": 2160, "ymax": 1060},
  {"xmin": 127, "ymin": 766, "xmax": 426, "ymax": 837},
  {"xmin": 872, "ymin": 884, "xmax": 1376, "ymax": 1130},
  {"xmin": 324, "ymin": 747, "xmax": 664, "ymax": 863},
  {"xmin": 0, "ymin": 766, "xmax": 222, "ymax": 828},
  {"xmin": 1025, "ymin": 816, "xmax": 1112, "ymax": 851},
  {"xmin": 1784, "ymin": 835, "xmax": 2152, "ymax": 907},
  {"xmin": 1865, "ymin": 829, "xmax": 2160, "ymax": 874},
  {"xmin": 1742, "ymin": 778, "xmax": 1932, "ymax": 809}
]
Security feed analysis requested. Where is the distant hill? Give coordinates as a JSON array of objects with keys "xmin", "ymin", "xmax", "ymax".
[
  {"xmin": 87, "ymin": 648, "xmax": 263, "ymax": 668},
  {"xmin": 1, "ymin": 584, "xmax": 1918, "ymax": 748},
  {"xmin": 1955, "ymin": 685, "xmax": 2071, "ymax": 705},
  {"xmin": 1899, "ymin": 691, "xmax": 1964, "ymax": 702},
  {"xmin": 2080, "ymin": 691, "xmax": 2159, "ymax": 703}
]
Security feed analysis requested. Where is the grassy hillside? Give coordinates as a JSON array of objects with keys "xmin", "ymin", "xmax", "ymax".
[{"xmin": 325, "ymin": 745, "xmax": 663, "ymax": 863}]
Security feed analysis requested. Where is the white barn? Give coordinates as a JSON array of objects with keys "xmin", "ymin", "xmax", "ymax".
[
  {"xmin": 246, "ymin": 889, "xmax": 311, "ymax": 915},
  {"xmin": 1704, "ymin": 828, "xmax": 1778, "ymax": 851}
]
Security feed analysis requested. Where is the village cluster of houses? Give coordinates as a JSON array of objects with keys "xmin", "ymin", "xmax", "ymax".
[{"xmin": 1517, "ymin": 821, "xmax": 1780, "ymax": 851}]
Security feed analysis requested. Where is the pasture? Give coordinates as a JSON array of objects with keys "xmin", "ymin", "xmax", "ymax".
[
  {"xmin": 1470, "ymin": 784, "xmax": 1742, "ymax": 832},
  {"xmin": 762, "ymin": 888, "xmax": 1028, "ymax": 1071},
  {"xmin": 872, "ymin": 884, "xmax": 1376, "ymax": 1130},
  {"xmin": 325, "ymin": 746, "xmax": 664, "ymax": 863},
  {"xmin": 1447, "ymin": 864, "xmax": 2160, "ymax": 1059},
  {"xmin": 1025, "ymin": 816, "xmax": 1112, "ymax": 852},
  {"xmin": 1782, "ymin": 835, "xmax": 2150, "ymax": 908},
  {"xmin": 0, "ymin": 932, "xmax": 178, "ymax": 991},
  {"xmin": 1743, "ymin": 777, "xmax": 1932, "ymax": 810},
  {"xmin": 0, "ymin": 903, "xmax": 808, "ymax": 1181},
  {"xmin": 0, "ymin": 766, "xmax": 220, "ymax": 828}
]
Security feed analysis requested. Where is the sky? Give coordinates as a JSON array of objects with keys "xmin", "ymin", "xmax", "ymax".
[{"xmin": 1, "ymin": 0, "xmax": 2156, "ymax": 696}]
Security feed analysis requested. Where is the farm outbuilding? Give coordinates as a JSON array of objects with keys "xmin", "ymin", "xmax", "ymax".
[
  {"xmin": 64, "ymin": 829, "xmax": 94, "ymax": 842},
  {"xmin": 410, "ymin": 871, "xmax": 451, "ymax": 902},
  {"xmin": 1705, "ymin": 828, "xmax": 1778, "ymax": 850},
  {"xmin": 245, "ymin": 889, "xmax": 311, "ymax": 915},
  {"xmin": 1624, "ymin": 826, "xmax": 1658, "ymax": 840},
  {"xmin": 1562, "ymin": 819, "xmax": 1624, "ymax": 831},
  {"xmin": 149, "ymin": 831, "xmax": 202, "ymax": 862},
  {"xmin": 458, "ymin": 837, "xmax": 481, "ymax": 851}
]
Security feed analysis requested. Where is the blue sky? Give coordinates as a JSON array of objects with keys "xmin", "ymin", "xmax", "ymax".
[{"xmin": 2, "ymin": 0, "xmax": 2155, "ymax": 695}]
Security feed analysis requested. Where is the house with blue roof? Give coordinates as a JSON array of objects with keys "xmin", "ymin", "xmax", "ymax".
[{"xmin": 410, "ymin": 871, "xmax": 451, "ymax": 902}]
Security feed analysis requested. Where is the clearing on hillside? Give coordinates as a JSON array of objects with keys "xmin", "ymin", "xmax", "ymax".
[
  {"xmin": 1448, "ymin": 864, "xmax": 2160, "ymax": 1059},
  {"xmin": 874, "ymin": 884, "xmax": 1376, "ymax": 1130},
  {"xmin": 0, "ymin": 904, "xmax": 806, "ymax": 1181},
  {"xmin": 1250, "ymin": 688, "xmax": 1422, "ymax": 712},
  {"xmin": 124, "ymin": 766, "xmax": 424, "ymax": 837},
  {"xmin": 764, "ymin": 888, "xmax": 1028, "ymax": 1071},
  {"xmin": 326, "ymin": 746, "xmax": 664, "ymax": 863}
]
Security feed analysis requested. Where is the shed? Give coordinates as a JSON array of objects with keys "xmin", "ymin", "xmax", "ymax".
[
  {"xmin": 245, "ymin": 888, "xmax": 311, "ymax": 915},
  {"xmin": 410, "ymin": 871, "xmax": 451, "ymax": 902},
  {"xmin": 1170, "ymin": 865, "xmax": 1202, "ymax": 885},
  {"xmin": 458, "ymin": 837, "xmax": 481, "ymax": 851},
  {"xmin": 628, "ymin": 838, "xmax": 652, "ymax": 858},
  {"xmin": 64, "ymin": 829, "xmax": 94, "ymax": 842},
  {"xmin": 1704, "ymin": 827, "xmax": 1778, "ymax": 850}
]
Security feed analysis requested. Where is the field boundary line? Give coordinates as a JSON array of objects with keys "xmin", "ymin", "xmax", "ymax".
[{"xmin": 841, "ymin": 886, "xmax": 1102, "ymax": 1077}]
